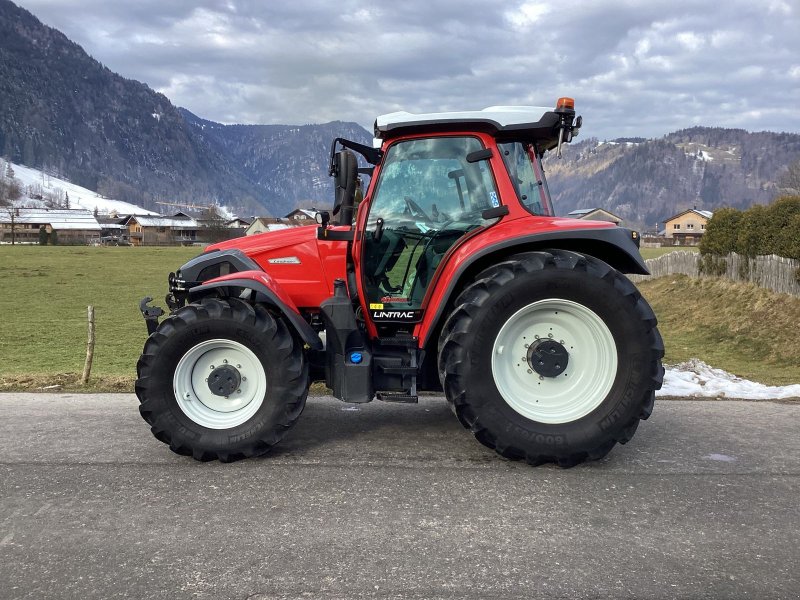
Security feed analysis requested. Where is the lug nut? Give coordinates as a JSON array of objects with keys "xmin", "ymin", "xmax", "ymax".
[
  {"xmin": 210, "ymin": 365, "xmax": 215, "ymax": 370},
  {"xmin": 223, "ymin": 359, "xmax": 228, "ymax": 364},
  {"xmin": 527, "ymin": 369, "xmax": 532, "ymax": 374}
]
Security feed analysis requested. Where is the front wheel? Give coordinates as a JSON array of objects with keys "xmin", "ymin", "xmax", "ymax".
[
  {"xmin": 135, "ymin": 297, "xmax": 308, "ymax": 462},
  {"xmin": 438, "ymin": 250, "xmax": 664, "ymax": 467}
]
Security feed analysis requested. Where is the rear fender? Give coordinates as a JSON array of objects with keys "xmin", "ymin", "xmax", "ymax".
[
  {"xmin": 418, "ymin": 227, "xmax": 648, "ymax": 348},
  {"xmin": 189, "ymin": 270, "xmax": 323, "ymax": 350}
]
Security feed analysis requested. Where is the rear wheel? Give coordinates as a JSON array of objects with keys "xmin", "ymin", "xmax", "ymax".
[
  {"xmin": 136, "ymin": 297, "xmax": 308, "ymax": 462},
  {"xmin": 438, "ymin": 249, "xmax": 664, "ymax": 467}
]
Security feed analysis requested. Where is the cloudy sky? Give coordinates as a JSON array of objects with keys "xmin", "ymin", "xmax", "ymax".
[{"xmin": 14, "ymin": 0, "xmax": 800, "ymax": 139}]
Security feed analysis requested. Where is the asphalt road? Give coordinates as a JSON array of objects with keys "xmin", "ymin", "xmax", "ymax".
[{"xmin": 1, "ymin": 393, "xmax": 798, "ymax": 600}]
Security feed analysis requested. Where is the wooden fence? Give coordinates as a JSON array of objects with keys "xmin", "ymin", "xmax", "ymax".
[{"xmin": 630, "ymin": 251, "xmax": 800, "ymax": 296}]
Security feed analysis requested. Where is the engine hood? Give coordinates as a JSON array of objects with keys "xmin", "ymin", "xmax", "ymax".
[{"xmin": 206, "ymin": 224, "xmax": 319, "ymax": 256}]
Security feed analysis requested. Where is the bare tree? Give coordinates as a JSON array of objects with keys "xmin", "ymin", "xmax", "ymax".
[{"xmin": 2, "ymin": 206, "xmax": 20, "ymax": 244}]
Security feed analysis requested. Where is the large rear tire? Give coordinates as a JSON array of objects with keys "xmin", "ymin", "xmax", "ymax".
[
  {"xmin": 136, "ymin": 297, "xmax": 308, "ymax": 462},
  {"xmin": 438, "ymin": 250, "xmax": 664, "ymax": 467}
]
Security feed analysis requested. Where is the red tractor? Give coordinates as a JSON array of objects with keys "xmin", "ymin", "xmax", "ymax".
[{"xmin": 136, "ymin": 98, "xmax": 664, "ymax": 466}]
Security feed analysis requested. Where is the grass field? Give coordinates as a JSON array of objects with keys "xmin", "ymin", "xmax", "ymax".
[
  {"xmin": 640, "ymin": 246, "xmax": 699, "ymax": 259},
  {"xmin": 0, "ymin": 245, "xmax": 796, "ymax": 390},
  {"xmin": 637, "ymin": 275, "xmax": 800, "ymax": 385},
  {"xmin": 0, "ymin": 246, "xmax": 197, "ymax": 390}
]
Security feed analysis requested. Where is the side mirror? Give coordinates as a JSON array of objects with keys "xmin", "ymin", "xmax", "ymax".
[{"xmin": 331, "ymin": 150, "xmax": 358, "ymax": 225}]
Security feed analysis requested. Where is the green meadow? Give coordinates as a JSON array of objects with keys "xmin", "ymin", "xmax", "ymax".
[{"xmin": 0, "ymin": 245, "xmax": 796, "ymax": 390}]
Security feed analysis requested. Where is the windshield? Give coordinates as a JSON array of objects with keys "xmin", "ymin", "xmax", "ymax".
[{"xmin": 498, "ymin": 142, "xmax": 554, "ymax": 216}]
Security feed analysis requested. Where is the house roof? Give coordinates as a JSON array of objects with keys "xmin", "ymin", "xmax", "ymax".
[
  {"xmin": 226, "ymin": 217, "xmax": 254, "ymax": 227},
  {"xmin": 567, "ymin": 207, "xmax": 622, "ymax": 221},
  {"xmin": 665, "ymin": 208, "xmax": 714, "ymax": 222},
  {"xmin": 95, "ymin": 216, "xmax": 127, "ymax": 225},
  {"xmin": 246, "ymin": 217, "xmax": 298, "ymax": 233},
  {"xmin": 1, "ymin": 208, "xmax": 101, "ymax": 230},
  {"xmin": 125, "ymin": 215, "xmax": 199, "ymax": 229}
]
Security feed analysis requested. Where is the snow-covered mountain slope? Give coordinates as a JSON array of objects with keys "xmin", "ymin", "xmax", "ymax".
[{"xmin": 8, "ymin": 162, "xmax": 159, "ymax": 215}]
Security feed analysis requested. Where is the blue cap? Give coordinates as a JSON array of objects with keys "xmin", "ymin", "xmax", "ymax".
[{"xmin": 349, "ymin": 352, "xmax": 363, "ymax": 364}]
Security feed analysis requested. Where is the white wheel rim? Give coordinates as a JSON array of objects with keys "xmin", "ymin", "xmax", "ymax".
[
  {"xmin": 491, "ymin": 299, "xmax": 617, "ymax": 424},
  {"xmin": 173, "ymin": 339, "xmax": 267, "ymax": 429}
]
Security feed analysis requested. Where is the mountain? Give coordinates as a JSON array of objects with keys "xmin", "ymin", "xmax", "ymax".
[
  {"xmin": 0, "ymin": 0, "xmax": 370, "ymax": 216},
  {"xmin": 545, "ymin": 128, "xmax": 800, "ymax": 229},
  {"xmin": 179, "ymin": 109, "xmax": 371, "ymax": 211}
]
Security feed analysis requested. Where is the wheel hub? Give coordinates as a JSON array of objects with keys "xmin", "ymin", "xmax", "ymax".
[
  {"xmin": 207, "ymin": 364, "xmax": 241, "ymax": 397},
  {"xmin": 527, "ymin": 339, "xmax": 569, "ymax": 378}
]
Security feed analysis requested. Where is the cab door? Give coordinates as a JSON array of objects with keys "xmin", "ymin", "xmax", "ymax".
[{"xmin": 358, "ymin": 135, "xmax": 501, "ymax": 330}]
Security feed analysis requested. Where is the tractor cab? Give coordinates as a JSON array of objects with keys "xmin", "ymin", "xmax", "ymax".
[{"xmin": 323, "ymin": 101, "xmax": 582, "ymax": 340}]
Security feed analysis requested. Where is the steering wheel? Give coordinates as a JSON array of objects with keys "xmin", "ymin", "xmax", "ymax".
[{"xmin": 403, "ymin": 196, "xmax": 434, "ymax": 224}]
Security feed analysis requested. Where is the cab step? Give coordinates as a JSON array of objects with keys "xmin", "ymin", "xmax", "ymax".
[{"xmin": 376, "ymin": 392, "xmax": 418, "ymax": 404}]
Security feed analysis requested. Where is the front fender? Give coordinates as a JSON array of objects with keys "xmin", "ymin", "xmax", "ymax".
[{"xmin": 189, "ymin": 270, "xmax": 323, "ymax": 350}]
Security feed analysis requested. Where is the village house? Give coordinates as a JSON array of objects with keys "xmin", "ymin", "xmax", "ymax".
[
  {"xmin": 123, "ymin": 213, "xmax": 200, "ymax": 246},
  {"xmin": 663, "ymin": 208, "xmax": 713, "ymax": 246},
  {"xmin": 566, "ymin": 208, "xmax": 623, "ymax": 225},
  {"xmin": 95, "ymin": 214, "xmax": 130, "ymax": 244},
  {"xmin": 245, "ymin": 217, "xmax": 293, "ymax": 236},
  {"xmin": 0, "ymin": 208, "xmax": 101, "ymax": 244},
  {"xmin": 244, "ymin": 209, "xmax": 327, "ymax": 236},
  {"xmin": 285, "ymin": 208, "xmax": 319, "ymax": 223},
  {"xmin": 226, "ymin": 217, "xmax": 253, "ymax": 229}
]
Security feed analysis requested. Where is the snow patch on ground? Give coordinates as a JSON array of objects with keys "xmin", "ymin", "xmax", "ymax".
[{"xmin": 658, "ymin": 359, "xmax": 800, "ymax": 399}]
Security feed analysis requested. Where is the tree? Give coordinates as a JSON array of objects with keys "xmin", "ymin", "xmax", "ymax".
[
  {"xmin": 38, "ymin": 225, "xmax": 48, "ymax": 245},
  {"xmin": 3, "ymin": 207, "xmax": 20, "ymax": 244},
  {"xmin": 700, "ymin": 196, "xmax": 800, "ymax": 260},
  {"xmin": 771, "ymin": 196, "xmax": 800, "ymax": 259},
  {"xmin": 65, "ymin": 191, "xmax": 70, "ymax": 209},
  {"xmin": 699, "ymin": 207, "xmax": 742, "ymax": 255},
  {"xmin": 0, "ymin": 169, "xmax": 22, "ymax": 206},
  {"xmin": 737, "ymin": 205, "xmax": 772, "ymax": 258},
  {"xmin": 50, "ymin": 229, "xmax": 59, "ymax": 246}
]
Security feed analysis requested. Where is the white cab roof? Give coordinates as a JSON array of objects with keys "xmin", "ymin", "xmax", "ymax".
[{"xmin": 375, "ymin": 106, "xmax": 553, "ymax": 134}]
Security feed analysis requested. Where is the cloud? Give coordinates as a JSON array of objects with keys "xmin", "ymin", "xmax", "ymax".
[{"xmin": 14, "ymin": 0, "xmax": 800, "ymax": 139}]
